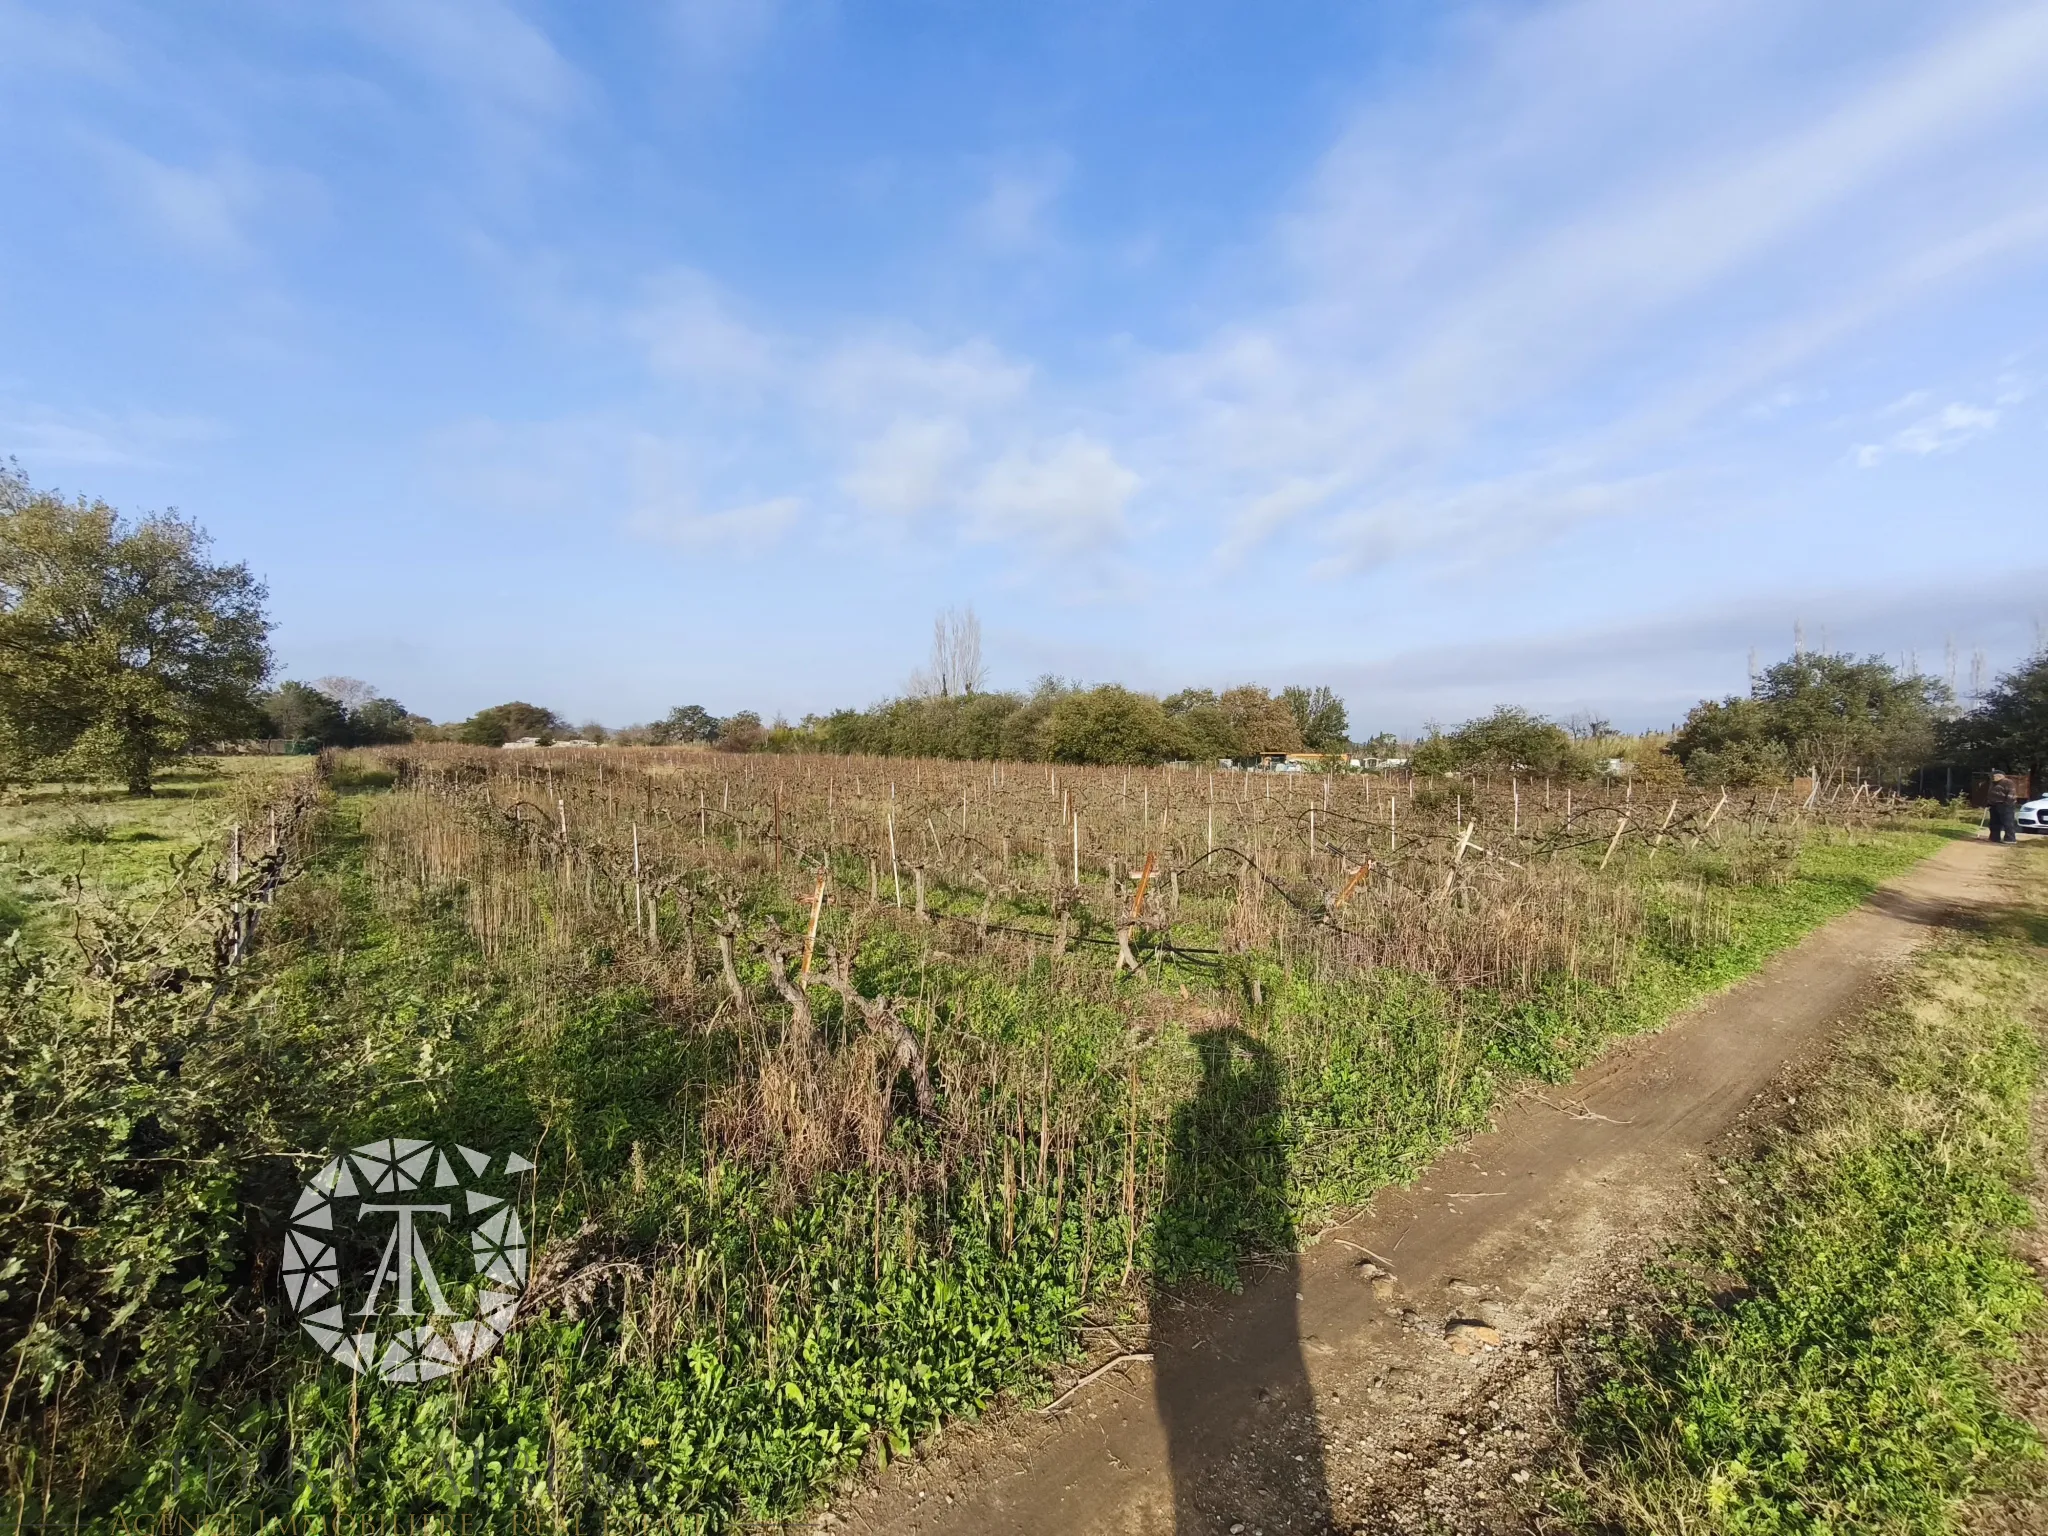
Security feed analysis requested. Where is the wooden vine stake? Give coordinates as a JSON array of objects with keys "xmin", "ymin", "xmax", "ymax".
[
  {"xmin": 1130, "ymin": 851, "xmax": 1157, "ymax": 927},
  {"xmin": 1118, "ymin": 851, "xmax": 1158, "ymax": 973},
  {"xmin": 887, "ymin": 810, "xmax": 902, "ymax": 907},
  {"xmin": 1332, "ymin": 857, "xmax": 1373, "ymax": 912},
  {"xmin": 1648, "ymin": 798, "xmax": 1679, "ymax": 856},
  {"xmin": 799, "ymin": 872, "xmax": 828, "ymax": 984},
  {"xmin": 1599, "ymin": 812, "xmax": 1630, "ymax": 872},
  {"xmin": 1691, "ymin": 788, "xmax": 1729, "ymax": 847},
  {"xmin": 1441, "ymin": 821, "xmax": 1476, "ymax": 895}
]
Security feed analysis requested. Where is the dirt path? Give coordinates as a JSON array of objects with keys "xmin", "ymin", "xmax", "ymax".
[{"xmin": 820, "ymin": 838, "xmax": 2007, "ymax": 1536}]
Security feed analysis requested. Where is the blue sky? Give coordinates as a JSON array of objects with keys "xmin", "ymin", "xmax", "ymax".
[{"xmin": 1, "ymin": 0, "xmax": 2043, "ymax": 734}]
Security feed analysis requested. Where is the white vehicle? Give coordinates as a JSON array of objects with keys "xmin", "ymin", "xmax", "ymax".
[{"xmin": 2017, "ymin": 795, "xmax": 2048, "ymax": 834}]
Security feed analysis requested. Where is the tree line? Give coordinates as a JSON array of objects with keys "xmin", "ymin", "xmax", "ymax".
[{"xmin": 2, "ymin": 467, "xmax": 2043, "ymax": 793}]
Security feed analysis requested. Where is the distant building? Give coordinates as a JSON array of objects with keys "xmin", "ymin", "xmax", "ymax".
[
  {"xmin": 1223, "ymin": 751, "xmax": 1359, "ymax": 772},
  {"xmin": 502, "ymin": 737, "xmax": 598, "ymax": 750}
]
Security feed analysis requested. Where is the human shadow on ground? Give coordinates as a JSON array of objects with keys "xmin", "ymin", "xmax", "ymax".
[{"xmin": 1151, "ymin": 1026, "xmax": 1335, "ymax": 1535}]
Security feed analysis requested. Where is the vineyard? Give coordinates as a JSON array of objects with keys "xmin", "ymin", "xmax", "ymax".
[{"xmin": 2, "ymin": 749, "xmax": 1956, "ymax": 1531}]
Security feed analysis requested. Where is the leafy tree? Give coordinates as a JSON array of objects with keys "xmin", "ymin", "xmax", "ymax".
[
  {"xmin": 458, "ymin": 701, "xmax": 565, "ymax": 747},
  {"xmin": 0, "ymin": 467, "xmax": 270, "ymax": 794},
  {"xmin": 1165, "ymin": 685, "xmax": 1301, "ymax": 761},
  {"xmin": 345, "ymin": 696, "xmax": 416, "ymax": 745},
  {"xmin": 262, "ymin": 681, "xmax": 414, "ymax": 748},
  {"xmin": 1945, "ymin": 651, "xmax": 2048, "ymax": 780},
  {"xmin": 1217, "ymin": 685, "xmax": 1303, "ymax": 756},
  {"xmin": 1283, "ymin": 685, "xmax": 1350, "ymax": 751},
  {"xmin": 1664, "ymin": 698, "xmax": 1789, "ymax": 787},
  {"xmin": 649, "ymin": 704, "xmax": 719, "ymax": 745},
  {"xmin": 716, "ymin": 711, "xmax": 765, "ymax": 753},
  {"xmin": 797, "ymin": 677, "xmax": 1330, "ymax": 766},
  {"xmin": 263, "ymin": 681, "xmax": 347, "ymax": 745},
  {"xmin": 1672, "ymin": 653, "xmax": 1946, "ymax": 785},
  {"xmin": 1045, "ymin": 686, "xmax": 1179, "ymax": 765},
  {"xmin": 1162, "ymin": 688, "xmax": 1234, "ymax": 762},
  {"xmin": 1361, "ymin": 732, "xmax": 1401, "ymax": 758},
  {"xmin": 1412, "ymin": 706, "xmax": 1583, "ymax": 776}
]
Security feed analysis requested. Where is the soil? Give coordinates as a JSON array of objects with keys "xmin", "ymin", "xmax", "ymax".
[{"xmin": 815, "ymin": 838, "xmax": 2009, "ymax": 1536}]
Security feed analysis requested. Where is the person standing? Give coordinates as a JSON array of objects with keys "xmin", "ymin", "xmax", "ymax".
[{"xmin": 1987, "ymin": 773, "xmax": 2020, "ymax": 843}]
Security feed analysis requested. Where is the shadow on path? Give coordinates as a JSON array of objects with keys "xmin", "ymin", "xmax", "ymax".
[{"xmin": 1152, "ymin": 1027, "xmax": 1335, "ymax": 1535}]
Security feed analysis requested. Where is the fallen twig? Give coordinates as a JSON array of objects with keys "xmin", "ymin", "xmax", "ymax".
[
  {"xmin": 1330, "ymin": 1236, "xmax": 1401, "ymax": 1270},
  {"xmin": 1040, "ymin": 1352, "xmax": 1155, "ymax": 1415},
  {"xmin": 1527, "ymin": 1092, "xmax": 1636, "ymax": 1126}
]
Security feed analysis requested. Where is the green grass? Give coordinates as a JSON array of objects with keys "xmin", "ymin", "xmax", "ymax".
[
  {"xmin": 0, "ymin": 756, "xmax": 310, "ymax": 942},
  {"xmin": 1554, "ymin": 845, "xmax": 2048, "ymax": 1534}
]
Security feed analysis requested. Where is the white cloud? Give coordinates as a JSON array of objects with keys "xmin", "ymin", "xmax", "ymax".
[
  {"xmin": 806, "ymin": 334, "xmax": 1031, "ymax": 419},
  {"xmin": 1137, "ymin": 0, "xmax": 2048, "ymax": 572},
  {"xmin": 95, "ymin": 144, "xmax": 277, "ymax": 261},
  {"xmin": 1218, "ymin": 474, "xmax": 1348, "ymax": 563},
  {"xmin": 626, "ymin": 281, "xmax": 1030, "ymax": 422},
  {"xmin": 628, "ymin": 495, "xmax": 800, "ymax": 551},
  {"xmin": 628, "ymin": 270, "xmax": 781, "ymax": 386},
  {"xmin": 1853, "ymin": 401, "xmax": 2000, "ymax": 467},
  {"xmin": 1742, "ymin": 384, "xmax": 1826, "ymax": 420},
  {"xmin": 355, "ymin": 0, "xmax": 580, "ymax": 121},
  {"xmin": 0, "ymin": 402, "xmax": 221, "ymax": 469},
  {"xmin": 430, "ymin": 417, "xmax": 800, "ymax": 552},
  {"xmin": 968, "ymin": 435, "xmax": 1139, "ymax": 553},
  {"xmin": 0, "ymin": 2, "xmax": 123, "ymax": 79},
  {"xmin": 437, "ymin": 2, "xmax": 2048, "ymax": 591},
  {"xmin": 1316, "ymin": 469, "xmax": 1672, "ymax": 574},
  {"xmin": 967, "ymin": 158, "xmax": 1066, "ymax": 252},
  {"xmin": 346, "ymin": 0, "xmax": 583, "ymax": 192},
  {"xmin": 667, "ymin": 0, "xmax": 779, "ymax": 70},
  {"xmin": 841, "ymin": 417, "xmax": 971, "ymax": 516}
]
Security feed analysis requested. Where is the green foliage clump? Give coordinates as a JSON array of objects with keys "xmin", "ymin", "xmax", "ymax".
[
  {"xmin": 646, "ymin": 703, "xmax": 720, "ymax": 745},
  {"xmin": 1411, "ymin": 705, "xmax": 1588, "ymax": 777},
  {"xmin": 263, "ymin": 679, "xmax": 417, "ymax": 749},
  {"xmin": 1673, "ymin": 652, "xmax": 1950, "ymax": 787},
  {"xmin": 1283, "ymin": 685, "xmax": 1349, "ymax": 751},
  {"xmin": 458, "ymin": 701, "xmax": 568, "ymax": 747},
  {"xmin": 1045, "ymin": 685, "xmax": 1180, "ymax": 765},
  {"xmin": 806, "ymin": 680, "xmax": 1337, "ymax": 765},
  {"xmin": 0, "ymin": 787, "xmax": 348, "ymax": 1497},
  {"xmin": 1161, "ymin": 684, "xmax": 1306, "ymax": 762},
  {"xmin": 1946, "ymin": 648, "xmax": 2048, "ymax": 780},
  {"xmin": 0, "ymin": 462, "xmax": 271, "ymax": 794}
]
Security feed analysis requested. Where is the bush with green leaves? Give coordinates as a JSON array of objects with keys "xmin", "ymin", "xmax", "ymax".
[
  {"xmin": 457, "ymin": 701, "xmax": 568, "ymax": 747},
  {"xmin": 1673, "ymin": 652, "xmax": 1948, "ymax": 787},
  {"xmin": 1411, "ymin": 705, "xmax": 1589, "ymax": 777}
]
